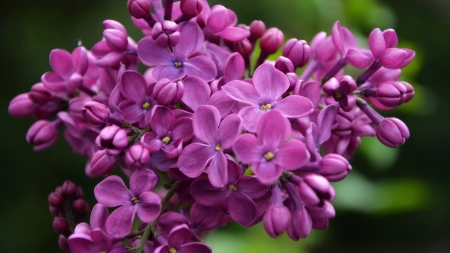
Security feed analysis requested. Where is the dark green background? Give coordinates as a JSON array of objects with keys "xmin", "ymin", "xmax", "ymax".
[{"xmin": 0, "ymin": 0, "xmax": 449, "ymax": 252}]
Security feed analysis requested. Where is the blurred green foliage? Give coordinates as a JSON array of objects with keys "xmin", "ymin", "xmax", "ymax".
[{"xmin": 1, "ymin": 0, "xmax": 449, "ymax": 252}]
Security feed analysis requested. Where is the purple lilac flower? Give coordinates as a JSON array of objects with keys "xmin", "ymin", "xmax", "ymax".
[
  {"xmin": 154, "ymin": 224, "xmax": 211, "ymax": 253},
  {"xmin": 233, "ymin": 110, "xmax": 310, "ymax": 185},
  {"xmin": 178, "ymin": 105, "xmax": 242, "ymax": 187},
  {"xmin": 68, "ymin": 223, "xmax": 127, "ymax": 253},
  {"xmin": 323, "ymin": 75, "xmax": 357, "ymax": 112},
  {"xmin": 94, "ymin": 169, "xmax": 161, "ymax": 237},
  {"xmin": 138, "ymin": 21, "xmax": 217, "ymax": 81},
  {"xmin": 222, "ymin": 63, "xmax": 314, "ymax": 132}
]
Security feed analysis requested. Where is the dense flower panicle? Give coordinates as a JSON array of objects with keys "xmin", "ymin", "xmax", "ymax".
[{"xmin": 9, "ymin": 0, "xmax": 417, "ymax": 250}]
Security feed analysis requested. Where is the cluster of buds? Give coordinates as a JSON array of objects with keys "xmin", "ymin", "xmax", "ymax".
[{"xmin": 9, "ymin": 0, "xmax": 415, "ymax": 252}]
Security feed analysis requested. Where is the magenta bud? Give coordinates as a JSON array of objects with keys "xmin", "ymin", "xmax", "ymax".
[
  {"xmin": 282, "ymin": 38, "xmax": 311, "ymax": 68},
  {"xmin": 127, "ymin": 0, "xmax": 150, "ymax": 19},
  {"xmin": 72, "ymin": 199, "xmax": 90, "ymax": 216},
  {"xmin": 306, "ymin": 201, "xmax": 335, "ymax": 219},
  {"xmin": 49, "ymin": 206, "xmax": 59, "ymax": 217},
  {"xmin": 89, "ymin": 150, "xmax": 117, "ymax": 177},
  {"xmin": 376, "ymin": 117, "xmax": 410, "ymax": 148},
  {"xmin": 249, "ymin": 20, "xmax": 266, "ymax": 38},
  {"xmin": 75, "ymin": 187, "xmax": 84, "ymax": 199},
  {"xmin": 263, "ymin": 205, "xmax": 291, "ymax": 238},
  {"xmin": 53, "ymin": 217, "xmax": 69, "ymax": 235},
  {"xmin": 61, "ymin": 181, "xmax": 77, "ymax": 197},
  {"xmin": 376, "ymin": 81, "xmax": 414, "ymax": 107},
  {"xmin": 151, "ymin": 21, "xmax": 180, "ymax": 48},
  {"xmin": 319, "ymin": 154, "xmax": 352, "ymax": 182},
  {"xmin": 286, "ymin": 72, "xmax": 298, "ymax": 90},
  {"xmin": 48, "ymin": 192, "xmax": 63, "ymax": 208},
  {"xmin": 124, "ymin": 143, "xmax": 151, "ymax": 169},
  {"xmin": 299, "ymin": 174, "xmax": 335, "ymax": 206},
  {"xmin": 8, "ymin": 93, "xmax": 36, "ymax": 118},
  {"xmin": 379, "ymin": 48, "xmax": 415, "ymax": 69},
  {"xmin": 234, "ymin": 38, "xmax": 252, "ymax": 58},
  {"xmin": 29, "ymin": 83, "xmax": 52, "ymax": 105},
  {"xmin": 96, "ymin": 125, "xmax": 129, "ymax": 155},
  {"xmin": 103, "ymin": 29, "xmax": 128, "ymax": 52},
  {"xmin": 260, "ymin": 27, "xmax": 284, "ymax": 54},
  {"xmin": 274, "ymin": 56, "xmax": 294, "ymax": 74},
  {"xmin": 26, "ymin": 120, "xmax": 58, "ymax": 151},
  {"xmin": 81, "ymin": 101, "xmax": 110, "ymax": 126},
  {"xmin": 153, "ymin": 78, "xmax": 185, "ymax": 106},
  {"xmin": 180, "ymin": 0, "xmax": 203, "ymax": 18},
  {"xmin": 58, "ymin": 235, "xmax": 69, "ymax": 252},
  {"xmin": 287, "ymin": 205, "xmax": 312, "ymax": 240}
]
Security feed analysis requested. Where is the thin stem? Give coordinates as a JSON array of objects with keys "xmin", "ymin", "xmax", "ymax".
[{"xmin": 78, "ymin": 84, "xmax": 97, "ymax": 97}]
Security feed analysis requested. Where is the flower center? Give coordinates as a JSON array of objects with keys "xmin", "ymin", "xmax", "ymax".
[
  {"xmin": 142, "ymin": 102, "xmax": 151, "ymax": 110},
  {"xmin": 215, "ymin": 144, "xmax": 222, "ymax": 151},
  {"xmin": 229, "ymin": 183, "xmax": 238, "ymax": 191},
  {"xmin": 333, "ymin": 91, "xmax": 343, "ymax": 100},
  {"xmin": 161, "ymin": 136, "xmax": 171, "ymax": 144},
  {"xmin": 174, "ymin": 61, "xmax": 183, "ymax": 68},
  {"xmin": 131, "ymin": 197, "xmax": 140, "ymax": 204},
  {"xmin": 264, "ymin": 151, "xmax": 275, "ymax": 161},
  {"xmin": 169, "ymin": 247, "xmax": 177, "ymax": 253},
  {"xmin": 260, "ymin": 103, "xmax": 272, "ymax": 111}
]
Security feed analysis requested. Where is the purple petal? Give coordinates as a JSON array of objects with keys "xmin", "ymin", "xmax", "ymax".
[
  {"xmin": 207, "ymin": 152, "xmax": 228, "ymax": 188},
  {"xmin": 223, "ymin": 53, "xmax": 245, "ymax": 82},
  {"xmin": 157, "ymin": 211, "xmax": 189, "ymax": 235},
  {"xmin": 274, "ymin": 95, "xmax": 314, "ymax": 118},
  {"xmin": 172, "ymin": 117, "xmax": 193, "ymax": 142},
  {"xmin": 72, "ymin": 46, "xmax": 88, "ymax": 75},
  {"xmin": 252, "ymin": 63, "xmax": 289, "ymax": 101},
  {"xmin": 238, "ymin": 105, "xmax": 265, "ymax": 133},
  {"xmin": 217, "ymin": 114, "xmax": 242, "ymax": 149},
  {"xmin": 368, "ymin": 28, "xmax": 386, "ymax": 59},
  {"xmin": 151, "ymin": 106, "xmax": 175, "ymax": 137},
  {"xmin": 137, "ymin": 191, "xmax": 161, "ymax": 222},
  {"xmin": 94, "ymin": 176, "xmax": 131, "ymax": 207},
  {"xmin": 345, "ymin": 48, "xmax": 373, "ymax": 68},
  {"xmin": 208, "ymin": 91, "xmax": 236, "ymax": 118},
  {"xmin": 379, "ymin": 48, "xmax": 408, "ymax": 69},
  {"xmin": 190, "ymin": 203, "xmax": 224, "ymax": 230},
  {"xmin": 183, "ymin": 56, "xmax": 217, "ymax": 82},
  {"xmin": 221, "ymin": 80, "xmax": 260, "ymax": 105},
  {"xmin": 119, "ymin": 71, "xmax": 146, "ymax": 102},
  {"xmin": 253, "ymin": 162, "xmax": 283, "ymax": 185},
  {"xmin": 233, "ymin": 134, "xmax": 264, "ymax": 164},
  {"xmin": 96, "ymin": 51, "xmax": 126, "ymax": 68},
  {"xmin": 41, "ymin": 72, "xmax": 65, "ymax": 93},
  {"xmin": 68, "ymin": 237, "xmax": 100, "ymax": 253},
  {"xmin": 118, "ymin": 100, "xmax": 143, "ymax": 124},
  {"xmin": 318, "ymin": 104, "xmax": 338, "ymax": 145},
  {"xmin": 193, "ymin": 105, "xmax": 220, "ymax": 145},
  {"xmin": 257, "ymin": 110, "xmax": 290, "ymax": 150},
  {"xmin": 174, "ymin": 21, "xmax": 204, "ymax": 59},
  {"xmin": 152, "ymin": 64, "xmax": 186, "ymax": 82},
  {"xmin": 206, "ymin": 5, "xmax": 230, "ymax": 33},
  {"xmin": 227, "ymin": 158, "xmax": 244, "ymax": 183},
  {"xmin": 237, "ymin": 177, "xmax": 268, "ymax": 200},
  {"xmin": 179, "ymin": 243, "xmax": 212, "ymax": 253},
  {"xmin": 137, "ymin": 36, "xmax": 173, "ymax": 66},
  {"xmin": 130, "ymin": 169, "xmax": 158, "ymax": 196},
  {"xmin": 178, "ymin": 143, "xmax": 215, "ymax": 178},
  {"xmin": 190, "ymin": 176, "xmax": 229, "ymax": 206},
  {"xmin": 141, "ymin": 132, "xmax": 163, "ymax": 152},
  {"xmin": 50, "ymin": 49, "xmax": 74, "ymax": 79},
  {"xmin": 217, "ymin": 27, "xmax": 250, "ymax": 41},
  {"xmin": 105, "ymin": 205, "xmax": 136, "ymax": 237},
  {"xmin": 227, "ymin": 191, "xmax": 257, "ymax": 226},
  {"xmin": 274, "ymin": 140, "xmax": 309, "ymax": 170},
  {"xmin": 168, "ymin": 224, "xmax": 192, "ymax": 248},
  {"xmin": 90, "ymin": 204, "xmax": 109, "ymax": 231},
  {"xmin": 181, "ymin": 76, "xmax": 211, "ymax": 111}
]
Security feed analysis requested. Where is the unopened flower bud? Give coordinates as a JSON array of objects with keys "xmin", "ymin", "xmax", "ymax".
[
  {"xmin": 299, "ymin": 174, "xmax": 335, "ymax": 206},
  {"xmin": 103, "ymin": 28, "xmax": 128, "ymax": 52},
  {"xmin": 288, "ymin": 205, "xmax": 312, "ymax": 240},
  {"xmin": 263, "ymin": 186, "xmax": 291, "ymax": 238},
  {"xmin": 58, "ymin": 235, "xmax": 69, "ymax": 252},
  {"xmin": 89, "ymin": 149, "xmax": 117, "ymax": 177},
  {"xmin": 319, "ymin": 154, "xmax": 352, "ymax": 182},
  {"xmin": 274, "ymin": 56, "xmax": 294, "ymax": 74},
  {"xmin": 96, "ymin": 125, "xmax": 128, "ymax": 155},
  {"xmin": 250, "ymin": 20, "xmax": 266, "ymax": 38},
  {"xmin": 8, "ymin": 93, "xmax": 36, "ymax": 118},
  {"xmin": 234, "ymin": 38, "xmax": 252, "ymax": 57},
  {"xmin": 260, "ymin": 28, "xmax": 284, "ymax": 54},
  {"xmin": 81, "ymin": 101, "xmax": 110, "ymax": 126},
  {"xmin": 127, "ymin": 0, "xmax": 150, "ymax": 19},
  {"xmin": 48, "ymin": 192, "xmax": 64, "ymax": 208},
  {"xmin": 29, "ymin": 83, "xmax": 52, "ymax": 105},
  {"xmin": 61, "ymin": 181, "xmax": 77, "ymax": 197},
  {"xmin": 124, "ymin": 143, "xmax": 150, "ymax": 169},
  {"xmin": 72, "ymin": 199, "xmax": 90, "ymax": 216},
  {"xmin": 151, "ymin": 21, "xmax": 180, "ymax": 48},
  {"xmin": 376, "ymin": 81, "xmax": 414, "ymax": 107},
  {"xmin": 282, "ymin": 39, "xmax": 311, "ymax": 68},
  {"xmin": 180, "ymin": 0, "xmax": 203, "ymax": 18},
  {"xmin": 286, "ymin": 72, "xmax": 298, "ymax": 90},
  {"xmin": 376, "ymin": 117, "xmax": 409, "ymax": 148},
  {"xmin": 153, "ymin": 78, "xmax": 184, "ymax": 106},
  {"xmin": 26, "ymin": 120, "xmax": 59, "ymax": 151},
  {"xmin": 53, "ymin": 217, "xmax": 69, "ymax": 235}
]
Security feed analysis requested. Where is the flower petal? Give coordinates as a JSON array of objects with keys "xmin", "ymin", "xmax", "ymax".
[
  {"xmin": 257, "ymin": 110, "xmax": 290, "ymax": 150},
  {"xmin": 178, "ymin": 143, "xmax": 215, "ymax": 178},
  {"xmin": 252, "ymin": 63, "xmax": 289, "ymax": 101},
  {"xmin": 227, "ymin": 191, "xmax": 257, "ymax": 226},
  {"xmin": 137, "ymin": 36, "xmax": 173, "ymax": 66},
  {"xmin": 174, "ymin": 21, "xmax": 204, "ymax": 59},
  {"xmin": 183, "ymin": 56, "xmax": 217, "ymax": 82},
  {"xmin": 221, "ymin": 80, "xmax": 260, "ymax": 105},
  {"xmin": 193, "ymin": 105, "xmax": 220, "ymax": 145},
  {"xmin": 253, "ymin": 162, "xmax": 283, "ymax": 185},
  {"xmin": 190, "ymin": 176, "xmax": 229, "ymax": 206},
  {"xmin": 207, "ymin": 152, "xmax": 228, "ymax": 188},
  {"xmin": 233, "ymin": 134, "xmax": 264, "ymax": 164},
  {"xmin": 130, "ymin": 169, "xmax": 158, "ymax": 196},
  {"xmin": 94, "ymin": 175, "xmax": 131, "ymax": 207},
  {"xmin": 137, "ymin": 191, "xmax": 161, "ymax": 222},
  {"xmin": 181, "ymin": 76, "xmax": 211, "ymax": 111},
  {"xmin": 50, "ymin": 49, "xmax": 74, "ymax": 79},
  {"xmin": 273, "ymin": 95, "xmax": 314, "ymax": 118},
  {"xmin": 106, "ymin": 205, "xmax": 136, "ymax": 237},
  {"xmin": 274, "ymin": 140, "xmax": 309, "ymax": 170},
  {"xmin": 150, "ymin": 106, "xmax": 175, "ymax": 137},
  {"xmin": 217, "ymin": 114, "xmax": 242, "ymax": 149}
]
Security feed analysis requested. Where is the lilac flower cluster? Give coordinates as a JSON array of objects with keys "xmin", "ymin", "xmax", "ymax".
[{"xmin": 9, "ymin": 0, "xmax": 415, "ymax": 252}]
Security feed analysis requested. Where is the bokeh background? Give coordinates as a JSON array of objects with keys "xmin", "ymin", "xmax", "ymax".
[{"xmin": 1, "ymin": 0, "xmax": 449, "ymax": 252}]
